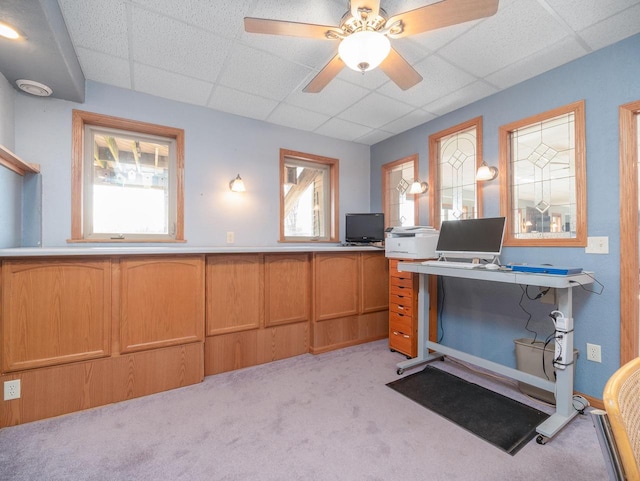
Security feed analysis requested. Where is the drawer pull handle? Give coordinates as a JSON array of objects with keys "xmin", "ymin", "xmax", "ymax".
[
  {"xmin": 403, "ymin": 334, "xmax": 410, "ymax": 338},
  {"xmin": 392, "ymin": 331, "xmax": 400, "ymax": 336}
]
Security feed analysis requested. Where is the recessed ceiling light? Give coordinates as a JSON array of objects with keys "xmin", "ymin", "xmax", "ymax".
[
  {"xmin": 16, "ymin": 79, "xmax": 53, "ymax": 97},
  {"xmin": 0, "ymin": 21, "xmax": 20, "ymax": 40}
]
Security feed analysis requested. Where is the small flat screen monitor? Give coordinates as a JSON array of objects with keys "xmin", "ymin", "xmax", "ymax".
[
  {"xmin": 345, "ymin": 213, "xmax": 384, "ymax": 244},
  {"xmin": 436, "ymin": 217, "xmax": 506, "ymax": 261}
]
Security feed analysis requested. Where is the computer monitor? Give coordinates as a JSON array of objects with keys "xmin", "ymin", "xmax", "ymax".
[
  {"xmin": 345, "ymin": 213, "xmax": 384, "ymax": 244},
  {"xmin": 436, "ymin": 217, "xmax": 506, "ymax": 261}
]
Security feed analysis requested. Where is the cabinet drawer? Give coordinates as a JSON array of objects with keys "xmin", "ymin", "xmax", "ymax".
[
  {"xmin": 389, "ymin": 284, "xmax": 413, "ymax": 297},
  {"xmin": 389, "ymin": 329, "xmax": 412, "ymax": 354},
  {"xmin": 390, "ymin": 291, "xmax": 414, "ymax": 305},
  {"xmin": 390, "ymin": 311, "xmax": 413, "ymax": 334},
  {"xmin": 390, "ymin": 302, "xmax": 413, "ymax": 317},
  {"xmin": 390, "ymin": 267, "xmax": 412, "ymax": 280},
  {"xmin": 390, "ymin": 276, "xmax": 413, "ymax": 289}
]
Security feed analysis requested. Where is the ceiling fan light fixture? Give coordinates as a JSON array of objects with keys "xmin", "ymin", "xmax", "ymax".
[{"xmin": 338, "ymin": 30, "xmax": 391, "ymax": 72}]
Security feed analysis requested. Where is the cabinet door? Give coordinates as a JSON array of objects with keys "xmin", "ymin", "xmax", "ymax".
[
  {"xmin": 119, "ymin": 256, "xmax": 204, "ymax": 353},
  {"xmin": 313, "ymin": 253, "xmax": 359, "ymax": 321},
  {"xmin": 2, "ymin": 259, "xmax": 111, "ymax": 372},
  {"xmin": 206, "ymin": 254, "xmax": 263, "ymax": 335},
  {"xmin": 360, "ymin": 252, "xmax": 389, "ymax": 313},
  {"xmin": 264, "ymin": 253, "xmax": 310, "ymax": 327}
]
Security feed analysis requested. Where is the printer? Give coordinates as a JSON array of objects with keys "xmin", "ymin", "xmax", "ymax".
[{"xmin": 385, "ymin": 226, "xmax": 439, "ymax": 259}]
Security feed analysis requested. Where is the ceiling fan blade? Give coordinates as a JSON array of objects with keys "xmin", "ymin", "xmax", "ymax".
[
  {"xmin": 244, "ymin": 17, "xmax": 340, "ymax": 39},
  {"xmin": 350, "ymin": 0, "xmax": 381, "ymax": 21},
  {"xmin": 303, "ymin": 54, "xmax": 345, "ymax": 93},
  {"xmin": 379, "ymin": 48, "xmax": 423, "ymax": 90},
  {"xmin": 386, "ymin": 0, "xmax": 499, "ymax": 38}
]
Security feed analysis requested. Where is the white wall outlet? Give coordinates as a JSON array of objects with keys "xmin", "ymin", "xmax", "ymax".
[
  {"xmin": 585, "ymin": 236, "xmax": 609, "ymax": 254},
  {"xmin": 586, "ymin": 343, "xmax": 602, "ymax": 362},
  {"xmin": 4, "ymin": 379, "xmax": 21, "ymax": 400},
  {"xmin": 226, "ymin": 232, "xmax": 235, "ymax": 244}
]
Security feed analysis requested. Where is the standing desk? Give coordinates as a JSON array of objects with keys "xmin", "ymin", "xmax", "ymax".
[{"xmin": 396, "ymin": 262, "xmax": 594, "ymax": 442}]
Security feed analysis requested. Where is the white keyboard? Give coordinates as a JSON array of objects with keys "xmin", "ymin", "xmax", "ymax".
[{"xmin": 421, "ymin": 260, "xmax": 480, "ymax": 269}]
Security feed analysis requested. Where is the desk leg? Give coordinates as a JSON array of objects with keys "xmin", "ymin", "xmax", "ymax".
[
  {"xmin": 396, "ymin": 273, "xmax": 441, "ymax": 374},
  {"xmin": 536, "ymin": 287, "xmax": 578, "ymax": 440}
]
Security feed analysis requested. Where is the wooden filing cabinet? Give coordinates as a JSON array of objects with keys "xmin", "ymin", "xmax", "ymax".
[{"xmin": 388, "ymin": 258, "xmax": 419, "ymax": 358}]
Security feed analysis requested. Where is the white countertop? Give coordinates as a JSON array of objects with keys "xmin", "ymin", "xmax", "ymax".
[{"xmin": 0, "ymin": 244, "xmax": 386, "ymax": 257}]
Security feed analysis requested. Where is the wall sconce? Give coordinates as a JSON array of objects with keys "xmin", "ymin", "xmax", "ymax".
[
  {"xmin": 229, "ymin": 174, "xmax": 246, "ymax": 192},
  {"xmin": 476, "ymin": 161, "xmax": 498, "ymax": 181},
  {"xmin": 408, "ymin": 179, "xmax": 429, "ymax": 194}
]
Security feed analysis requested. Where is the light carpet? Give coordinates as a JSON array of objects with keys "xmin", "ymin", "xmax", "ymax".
[{"xmin": 0, "ymin": 340, "xmax": 607, "ymax": 481}]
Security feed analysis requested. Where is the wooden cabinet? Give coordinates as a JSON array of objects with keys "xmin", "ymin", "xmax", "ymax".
[
  {"xmin": 0, "ymin": 256, "xmax": 204, "ymax": 428},
  {"xmin": 204, "ymin": 253, "xmax": 310, "ymax": 375},
  {"xmin": 1, "ymin": 258, "xmax": 111, "ymax": 372},
  {"xmin": 118, "ymin": 256, "xmax": 205, "ymax": 353},
  {"xmin": 311, "ymin": 251, "xmax": 388, "ymax": 353},
  {"xmin": 206, "ymin": 254, "xmax": 263, "ymax": 335},
  {"xmin": 388, "ymin": 258, "xmax": 419, "ymax": 358}
]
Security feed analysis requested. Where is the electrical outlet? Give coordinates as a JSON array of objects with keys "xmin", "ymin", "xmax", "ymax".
[
  {"xmin": 4, "ymin": 379, "xmax": 21, "ymax": 400},
  {"xmin": 226, "ymin": 232, "xmax": 234, "ymax": 244},
  {"xmin": 586, "ymin": 343, "xmax": 602, "ymax": 363}
]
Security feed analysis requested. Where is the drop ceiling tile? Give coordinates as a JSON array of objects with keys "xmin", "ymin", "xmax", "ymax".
[
  {"xmin": 131, "ymin": 0, "xmax": 252, "ymax": 39},
  {"xmin": 437, "ymin": 0, "xmax": 569, "ymax": 77},
  {"xmin": 338, "ymin": 92, "xmax": 415, "ymax": 129},
  {"xmin": 314, "ymin": 118, "xmax": 373, "ymax": 142},
  {"xmin": 133, "ymin": 63, "xmax": 213, "ymax": 106},
  {"xmin": 57, "ymin": 0, "xmax": 129, "ymax": 58},
  {"xmin": 76, "ymin": 48, "xmax": 131, "ymax": 90},
  {"xmin": 578, "ymin": 3, "xmax": 640, "ymax": 50},
  {"xmin": 485, "ymin": 37, "xmax": 588, "ymax": 89},
  {"xmin": 354, "ymin": 129, "xmax": 396, "ymax": 146},
  {"xmin": 380, "ymin": 109, "xmax": 436, "ymax": 134},
  {"xmin": 131, "ymin": 7, "xmax": 230, "ymax": 82},
  {"xmin": 208, "ymin": 86, "xmax": 278, "ymax": 121},
  {"xmin": 267, "ymin": 103, "xmax": 331, "ymax": 132},
  {"xmin": 247, "ymin": 0, "xmax": 345, "ymax": 26},
  {"xmin": 423, "ymin": 81, "xmax": 498, "ymax": 117},
  {"xmin": 217, "ymin": 44, "xmax": 313, "ymax": 101},
  {"xmin": 240, "ymin": 33, "xmax": 338, "ymax": 70},
  {"xmin": 544, "ymin": 0, "xmax": 640, "ymax": 31},
  {"xmin": 377, "ymin": 54, "xmax": 476, "ymax": 107},
  {"xmin": 285, "ymin": 79, "xmax": 369, "ymax": 116}
]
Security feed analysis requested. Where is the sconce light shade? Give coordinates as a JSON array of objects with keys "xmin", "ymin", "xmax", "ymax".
[
  {"xmin": 229, "ymin": 174, "xmax": 246, "ymax": 192},
  {"xmin": 408, "ymin": 180, "xmax": 429, "ymax": 194},
  {"xmin": 476, "ymin": 161, "xmax": 498, "ymax": 181},
  {"xmin": 338, "ymin": 31, "xmax": 391, "ymax": 72}
]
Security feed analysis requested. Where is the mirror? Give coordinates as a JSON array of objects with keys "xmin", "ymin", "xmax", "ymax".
[{"xmin": 499, "ymin": 101, "xmax": 586, "ymax": 246}]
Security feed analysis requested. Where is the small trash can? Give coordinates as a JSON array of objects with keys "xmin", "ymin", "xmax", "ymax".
[{"xmin": 514, "ymin": 338, "xmax": 578, "ymax": 404}]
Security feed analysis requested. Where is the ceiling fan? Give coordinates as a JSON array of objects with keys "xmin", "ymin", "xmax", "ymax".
[{"xmin": 244, "ymin": 0, "xmax": 499, "ymax": 93}]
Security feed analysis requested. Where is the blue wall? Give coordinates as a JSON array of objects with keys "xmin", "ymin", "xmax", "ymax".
[
  {"xmin": 13, "ymin": 81, "xmax": 371, "ymax": 247},
  {"xmin": 371, "ymin": 33, "xmax": 640, "ymax": 398}
]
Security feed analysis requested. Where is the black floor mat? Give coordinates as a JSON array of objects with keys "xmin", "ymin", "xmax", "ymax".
[{"xmin": 387, "ymin": 365, "xmax": 549, "ymax": 455}]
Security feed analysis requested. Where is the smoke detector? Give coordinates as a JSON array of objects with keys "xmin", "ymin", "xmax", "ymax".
[{"xmin": 16, "ymin": 79, "xmax": 53, "ymax": 97}]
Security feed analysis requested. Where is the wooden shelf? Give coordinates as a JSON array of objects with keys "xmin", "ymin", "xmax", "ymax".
[{"xmin": 0, "ymin": 144, "xmax": 40, "ymax": 175}]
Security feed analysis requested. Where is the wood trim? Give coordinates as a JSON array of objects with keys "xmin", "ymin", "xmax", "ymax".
[
  {"xmin": 279, "ymin": 149, "xmax": 339, "ymax": 242},
  {"xmin": 499, "ymin": 100, "xmax": 587, "ymax": 247},
  {"xmin": 0, "ymin": 144, "xmax": 40, "ymax": 176},
  {"xmin": 70, "ymin": 110, "xmax": 185, "ymax": 242},
  {"xmin": 619, "ymin": 100, "xmax": 640, "ymax": 364},
  {"xmin": 381, "ymin": 154, "xmax": 419, "ymax": 227},
  {"xmin": 428, "ymin": 117, "xmax": 483, "ymax": 229}
]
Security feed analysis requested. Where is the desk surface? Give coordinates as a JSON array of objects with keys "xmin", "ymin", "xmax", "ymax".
[{"xmin": 398, "ymin": 262, "xmax": 594, "ymax": 289}]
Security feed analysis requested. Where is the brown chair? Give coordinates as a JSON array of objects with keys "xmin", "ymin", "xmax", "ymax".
[{"xmin": 603, "ymin": 356, "xmax": 640, "ymax": 481}]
